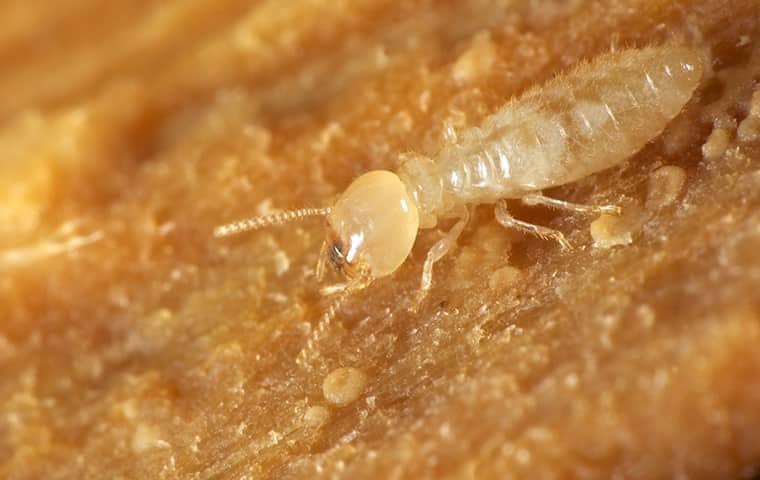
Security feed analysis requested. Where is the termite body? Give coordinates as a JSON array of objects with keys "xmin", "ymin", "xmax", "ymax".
[{"xmin": 216, "ymin": 45, "xmax": 703, "ymax": 325}]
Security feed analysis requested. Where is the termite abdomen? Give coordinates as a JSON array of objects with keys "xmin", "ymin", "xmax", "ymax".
[
  {"xmin": 546, "ymin": 46, "xmax": 704, "ymax": 183},
  {"xmin": 432, "ymin": 46, "xmax": 703, "ymax": 206}
]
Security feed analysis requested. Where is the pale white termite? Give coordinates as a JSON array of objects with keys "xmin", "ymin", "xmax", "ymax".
[{"xmin": 215, "ymin": 45, "xmax": 703, "ymax": 323}]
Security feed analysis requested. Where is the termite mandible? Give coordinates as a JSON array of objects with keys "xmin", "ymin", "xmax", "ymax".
[{"xmin": 215, "ymin": 45, "xmax": 703, "ymax": 330}]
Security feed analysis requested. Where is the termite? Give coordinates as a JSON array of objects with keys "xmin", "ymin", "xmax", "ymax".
[{"xmin": 215, "ymin": 45, "xmax": 702, "ymax": 332}]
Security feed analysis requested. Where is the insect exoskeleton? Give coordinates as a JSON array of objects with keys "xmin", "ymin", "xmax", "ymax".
[
  {"xmin": 325, "ymin": 170, "xmax": 419, "ymax": 280},
  {"xmin": 215, "ymin": 45, "xmax": 703, "ymax": 327}
]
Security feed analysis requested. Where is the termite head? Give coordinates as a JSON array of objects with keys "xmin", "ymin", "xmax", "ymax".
[
  {"xmin": 214, "ymin": 170, "xmax": 420, "ymax": 286},
  {"xmin": 324, "ymin": 170, "xmax": 420, "ymax": 282}
]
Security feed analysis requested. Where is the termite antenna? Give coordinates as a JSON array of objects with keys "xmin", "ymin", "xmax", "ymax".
[
  {"xmin": 296, "ymin": 283, "xmax": 350, "ymax": 366},
  {"xmin": 214, "ymin": 207, "xmax": 332, "ymax": 238},
  {"xmin": 296, "ymin": 264, "xmax": 372, "ymax": 367}
]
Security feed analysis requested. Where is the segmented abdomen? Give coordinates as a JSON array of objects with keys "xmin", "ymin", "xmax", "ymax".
[{"xmin": 434, "ymin": 46, "xmax": 703, "ymax": 208}]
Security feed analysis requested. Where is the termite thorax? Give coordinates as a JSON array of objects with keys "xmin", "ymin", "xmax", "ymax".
[{"xmin": 397, "ymin": 153, "xmax": 444, "ymax": 229}]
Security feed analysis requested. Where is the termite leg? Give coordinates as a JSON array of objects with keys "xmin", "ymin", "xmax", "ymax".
[
  {"xmin": 410, "ymin": 208, "xmax": 470, "ymax": 313},
  {"xmin": 495, "ymin": 200, "xmax": 572, "ymax": 250},
  {"xmin": 315, "ymin": 239, "xmax": 330, "ymax": 281},
  {"xmin": 319, "ymin": 283, "xmax": 347, "ymax": 296},
  {"xmin": 521, "ymin": 192, "xmax": 621, "ymax": 215}
]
